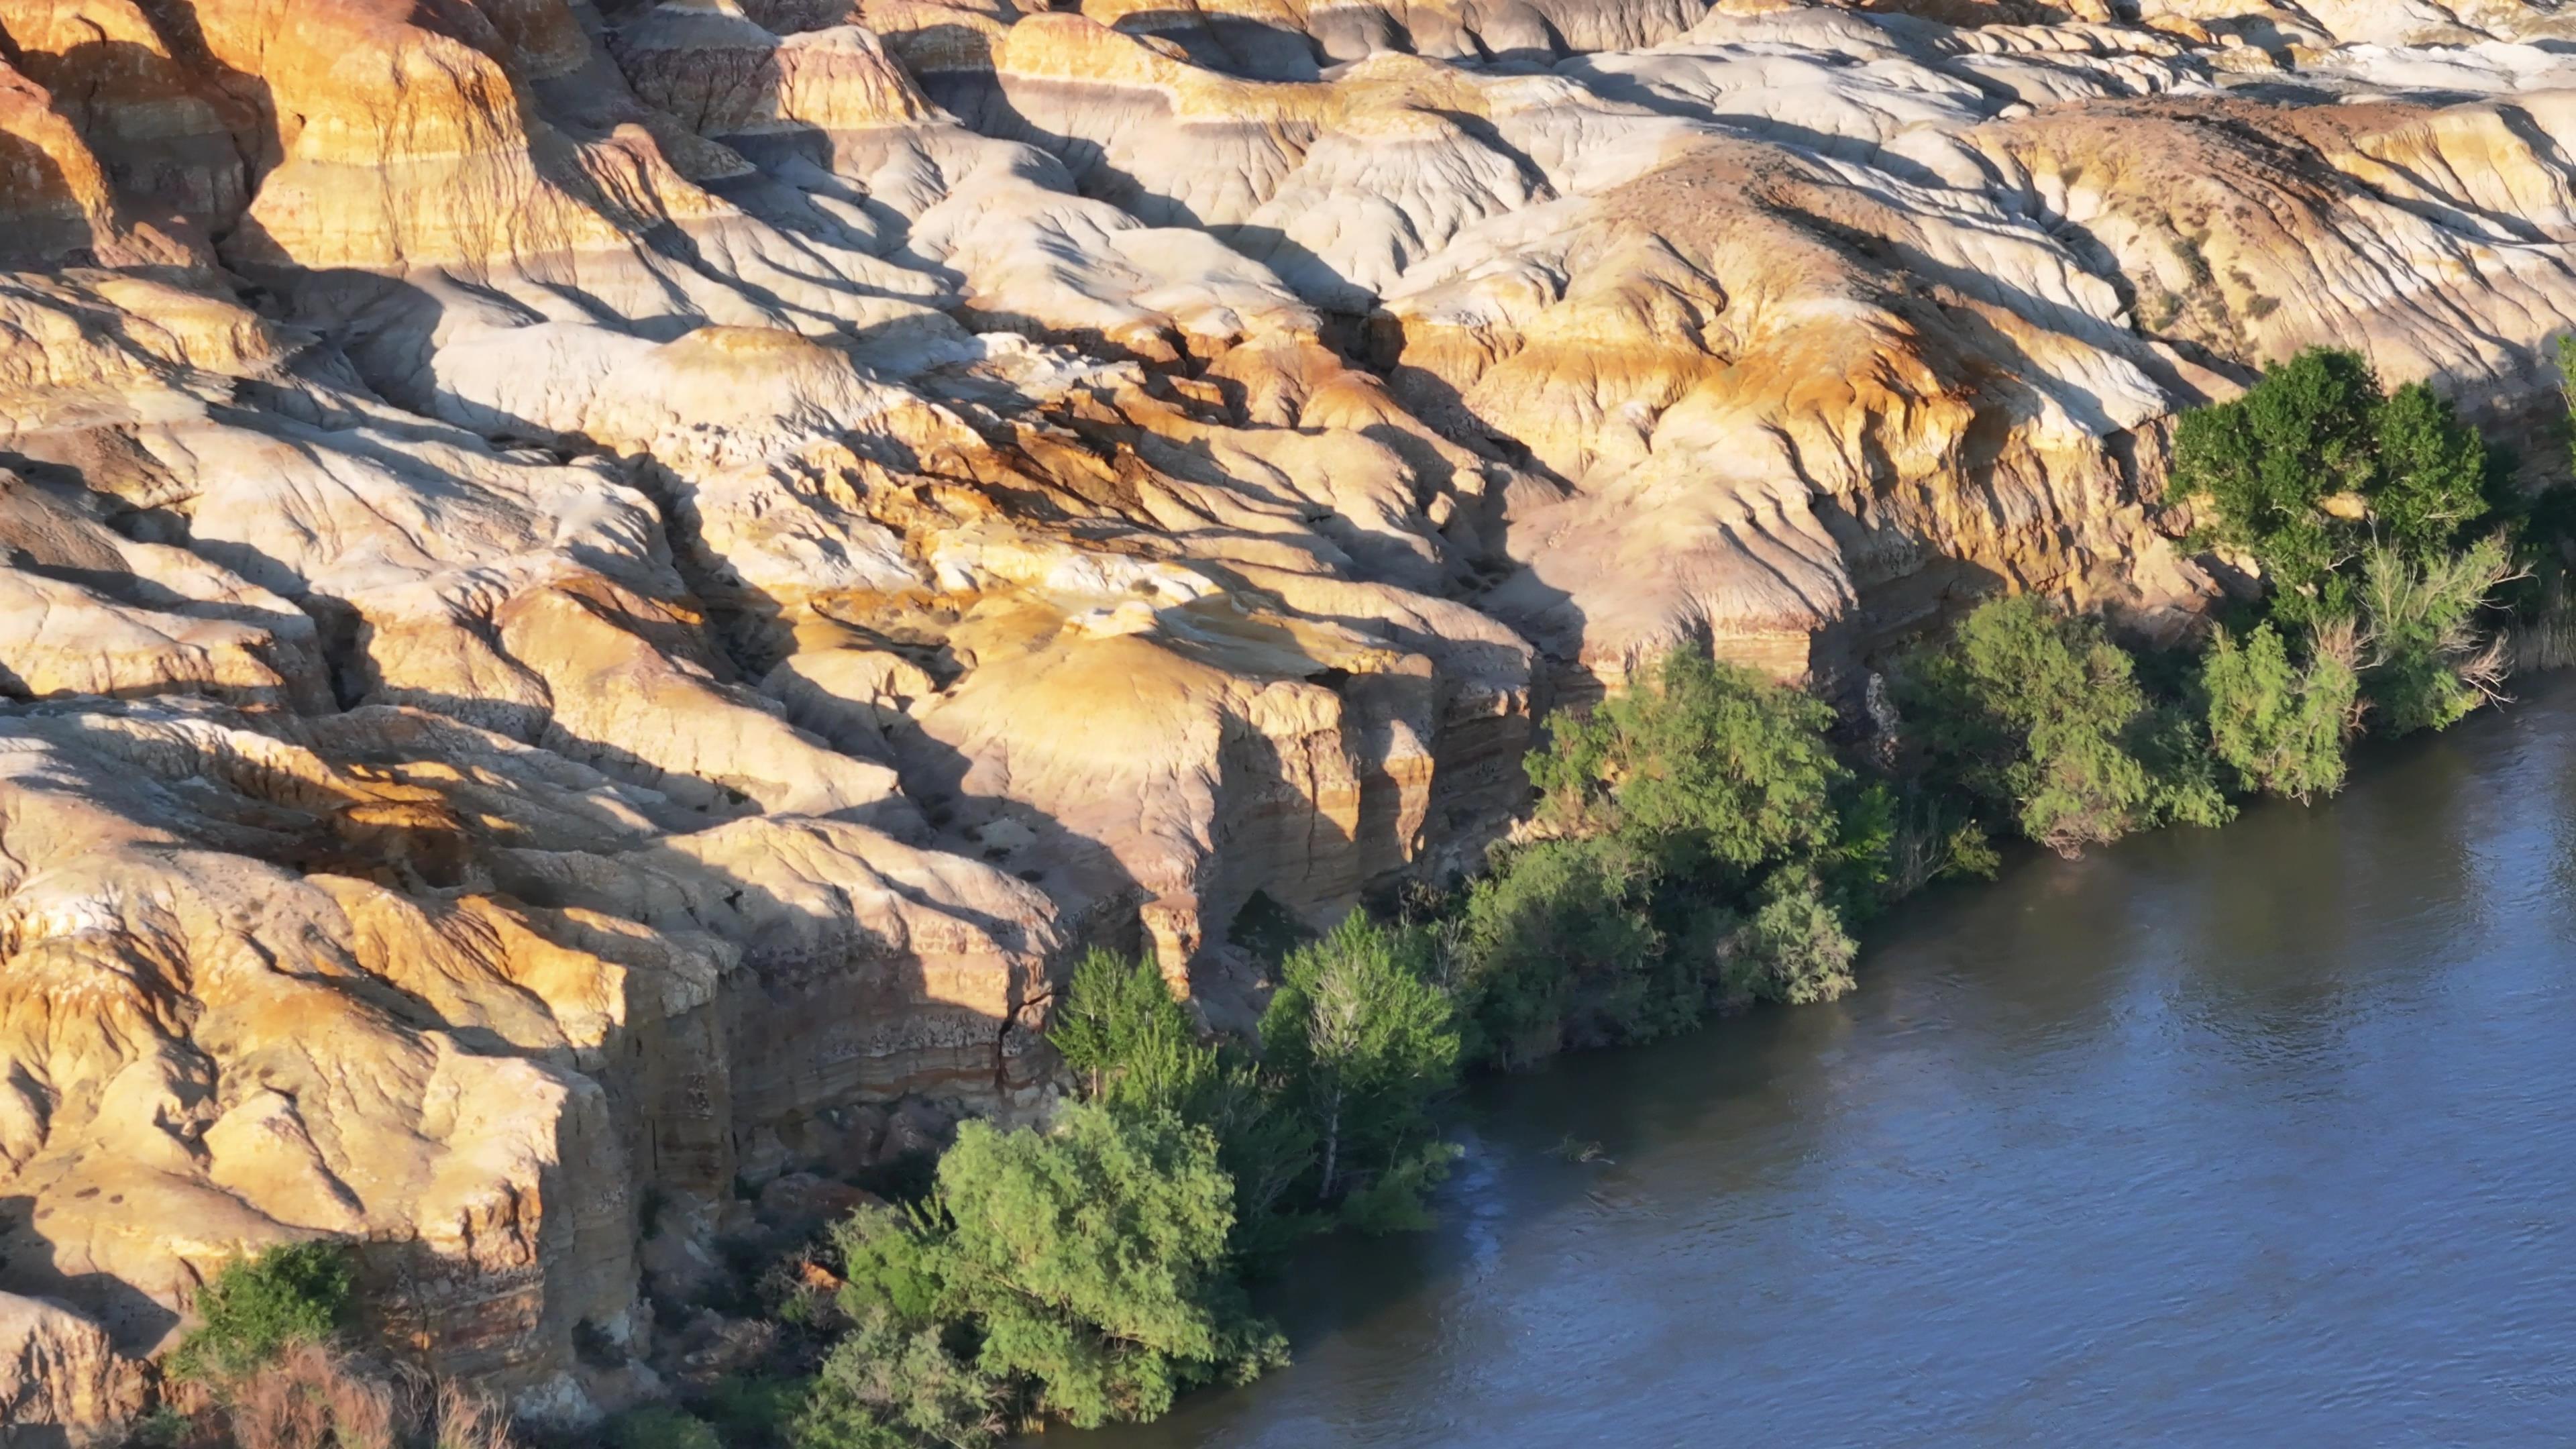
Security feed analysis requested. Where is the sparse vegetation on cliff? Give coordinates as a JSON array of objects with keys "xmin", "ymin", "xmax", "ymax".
[
  {"xmin": 133, "ymin": 1242, "xmax": 519, "ymax": 1449},
  {"xmin": 167, "ymin": 1242, "xmax": 356, "ymax": 1389}
]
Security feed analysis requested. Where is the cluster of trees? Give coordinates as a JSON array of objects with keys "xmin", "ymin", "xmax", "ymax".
[
  {"xmin": 1895, "ymin": 345, "xmax": 2551, "ymax": 854},
  {"xmin": 142, "ymin": 347, "xmax": 2561, "ymax": 1449},
  {"xmin": 2172, "ymin": 345, "xmax": 2537, "ymax": 796},
  {"xmin": 1458, "ymin": 650, "xmax": 1913, "ymax": 1065},
  {"xmin": 1051, "ymin": 923, "xmax": 1465, "ymax": 1246},
  {"xmin": 1904, "ymin": 595, "xmax": 2233, "ymax": 853},
  {"xmin": 637, "ymin": 923, "xmax": 1462, "ymax": 1449},
  {"xmin": 745, "ymin": 345, "xmax": 2560, "ymax": 1445},
  {"xmin": 724, "ymin": 651, "xmax": 1984, "ymax": 1446}
]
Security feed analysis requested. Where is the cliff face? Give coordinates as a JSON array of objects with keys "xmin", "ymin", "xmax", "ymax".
[{"xmin": 3, "ymin": 0, "xmax": 2575, "ymax": 1431}]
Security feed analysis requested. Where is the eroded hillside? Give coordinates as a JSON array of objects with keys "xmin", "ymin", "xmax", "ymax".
[{"xmin": 2, "ymin": 0, "xmax": 2574, "ymax": 1430}]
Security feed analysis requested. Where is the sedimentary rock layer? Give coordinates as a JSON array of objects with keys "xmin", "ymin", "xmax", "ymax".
[{"xmin": 4, "ymin": 0, "xmax": 2576, "ymax": 1432}]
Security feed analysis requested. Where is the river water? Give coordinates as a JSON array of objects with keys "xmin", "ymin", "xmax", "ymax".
[{"xmin": 1088, "ymin": 677, "xmax": 2576, "ymax": 1446}]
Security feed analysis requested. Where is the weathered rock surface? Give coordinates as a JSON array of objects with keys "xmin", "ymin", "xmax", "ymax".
[
  {"xmin": 0, "ymin": 1292, "xmax": 148, "ymax": 1444},
  {"xmin": 3, "ymin": 0, "xmax": 2576, "ymax": 1430}
]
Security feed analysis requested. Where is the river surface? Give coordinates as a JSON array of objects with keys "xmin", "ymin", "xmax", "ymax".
[{"xmin": 1086, "ymin": 677, "xmax": 2576, "ymax": 1446}]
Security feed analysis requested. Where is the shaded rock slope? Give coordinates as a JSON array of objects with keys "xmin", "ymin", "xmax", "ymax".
[{"xmin": 3, "ymin": 0, "xmax": 2575, "ymax": 1429}]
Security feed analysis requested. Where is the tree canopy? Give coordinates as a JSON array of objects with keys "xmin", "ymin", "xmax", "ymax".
[{"xmin": 2171, "ymin": 345, "xmax": 2489, "ymax": 626}]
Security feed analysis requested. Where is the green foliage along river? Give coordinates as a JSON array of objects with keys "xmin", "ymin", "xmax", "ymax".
[{"xmin": 1075, "ymin": 673, "xmax": 2576, "ymax": 1446}]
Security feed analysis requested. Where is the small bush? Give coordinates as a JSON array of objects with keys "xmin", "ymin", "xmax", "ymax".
[
  {"xmin": 425, "ymin": 1380, "xmax": 517, "ymax": 1449},
  {"xmin": 170, "ymin": 1241, "xmax": 356, "ymax": 1386},
  {"xmin": 1742, "ymin": 873, "xmax": 1858, "ymax": 1006},
  {"xmin": 127, "ymin": 1405, "xmax": 199, "ymax": 1448},
  {"xmin": 2355, "ymin": 535, "xmax": 2518, "ymax": 735},
  {"xmin": 700, "ymin": 1375, "xmax": 808, "ymax": 1445},
  {"xmin": 2202, "ymin": 622, "xmax": 2357, "ymax": 801},
  {"xmin": 789, "ymin": 1309, "xmax": 1002, "ymax": 1449},
  {"xmin": 608, "ymin": 1407, "xmax": 721, "ymax": 1449}
]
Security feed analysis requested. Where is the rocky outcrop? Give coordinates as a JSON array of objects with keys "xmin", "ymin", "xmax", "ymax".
[
  {"xmin": 0, "ymin": 1293, "xmax": 149, "ymax": 1444},
  {"xmin": 4, "ymin": 0, "xmax": 2576, "ymax": 1428}
]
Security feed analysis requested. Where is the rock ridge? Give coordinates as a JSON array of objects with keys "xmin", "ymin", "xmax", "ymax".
[{"xmin": 3, "ymin": 0, "xmax": 2576, "ymax": 1432}]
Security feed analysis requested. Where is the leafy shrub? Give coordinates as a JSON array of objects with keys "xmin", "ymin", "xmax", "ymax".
[
  {"xmin": 127, "ymin": 1406, "xmax": 197, "ymax": 1448},
  {"xmin": 1527, "ymin": 649, "xmax": 1850, "ymax": 881},
  {"xmin": 1450, "ymin": 835, "xmax": 1666, "ymax": 1065},
  {"xmin": 2171, "ymin": 345, "xmax": 2489, "ymax": 625},
  {"xmin": 1466, "ymin": 646, "xmax": 1898, "ymax": 1055},
  {"xmin": 790, "ymin": 1309, "xmax": 1001, "ymax": 1449},
  {"xmin": 1906, "ymin": 596, "xmax": 2233, "ymax": 855},
  {"xmin": 2202, "ymin": 622, "xmax": 2357, "ymax": 801},
  {"xmin": 2354, "ymin": 535, "xmax": 2518, "ymax": 734},
  {"xmin": 1741, "ymin": 873, "xmax": 1859, "ymax": 1006},
  {"xmin": 170, "ymin": 1241, "xmax": 356, "ymax": 1386},
  {"xmin": 1260, "ymin": 913, "xmax": 1460, "ymax": 1216},
  {"xmin": 702, "ymin": 1376, "xmax": 808, "ymax": 1446},
  {"xmin": 826, "ymin": 1103, "xmax": 1286, "ymax": 1434},
  {"xmin": 608, "ymin": 1408, "xmax": 722, "ymax": 1449}
]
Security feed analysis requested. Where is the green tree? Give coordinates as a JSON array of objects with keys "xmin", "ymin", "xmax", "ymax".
[
  {"xmin": 1044, "ymin": 946, "xmax": 1312, "ymax": 1255},
  {"xmin": 1907, "ymin": 596, "xmax": 2232, "ymax": 855},
  {"xmin": 1047, "ymin": 947, "xmax": 1217, "ymax": 1118},
  {"xmin": 2171, "ymin": 345, "xmax": 2381, "ymax": 621},
  {"xmin": 1260, "ymin": 913, "xmax": 1460, "ymax": 1216},
  {"xmin": 2201, "ymin": 622, "xmax": 2357, "ymax": 801},
  {"xmin": 2371, "ymin": 380, "xmax": 2491, "ymax": 556},
  {"xmin": 2354, "ymin": 535, "xmax": 2517, "ymax": 735},
  {"xmin": 1450, "ymin": 835, "xmax": 1666, "ymax": 1066},
  {"xmin": 1527, "ymin": 649, "xmax": 1848, "ymax": 879},
  {"xmin": 2171, "ymin": 345, "xmax": 2489, "ymax": 626},
  {"xmin": 830, "ymin": 1104, "xmax": 1285, "ymax": 1432},
  {"xmin": 168, "ymin": 1240, "xmax": 355, "ymax": 1385}
]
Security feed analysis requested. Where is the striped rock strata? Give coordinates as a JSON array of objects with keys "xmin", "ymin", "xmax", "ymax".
[{"xmin": 4, "ymin": 0, "xmax": 2576, "ymax": 1432}]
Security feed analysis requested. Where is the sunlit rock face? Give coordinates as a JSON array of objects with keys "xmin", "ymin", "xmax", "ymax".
[{"xmin": 3, "ymin": 0, "xmax": 2576, "ymax": 1428}]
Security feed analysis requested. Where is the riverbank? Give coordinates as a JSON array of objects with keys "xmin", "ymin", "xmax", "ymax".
[
  {"xmin": 719, "ymin": 445, "xmax": 2561, "ymax": 1448},
  {"xmin": 1076, "ymin": 672, "xmax": 2576, "ymax": 1446}
]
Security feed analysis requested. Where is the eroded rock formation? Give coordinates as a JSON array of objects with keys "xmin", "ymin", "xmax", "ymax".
[{"xmin": 2, "ymin": 0, "xmax": 2574, "ymax": 1430}]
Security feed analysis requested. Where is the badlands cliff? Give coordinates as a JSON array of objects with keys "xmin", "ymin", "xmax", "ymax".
[{"xmin": 2, "ymin": 0, "xmax": 2575, "ymax": 1430}]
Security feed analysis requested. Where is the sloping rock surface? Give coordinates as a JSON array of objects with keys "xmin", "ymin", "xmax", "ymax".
[{"xmin": 3, "ymin": 0, "xmax": 2576, "ymax": 1426}]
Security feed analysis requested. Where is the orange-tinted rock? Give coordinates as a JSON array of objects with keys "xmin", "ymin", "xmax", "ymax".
[{"xmin": 6, "ymin": 0, "xmax": 2576, "ymax": 1423}]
